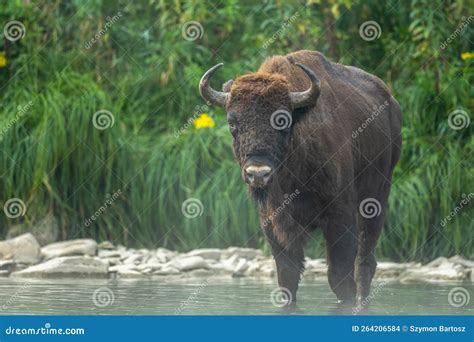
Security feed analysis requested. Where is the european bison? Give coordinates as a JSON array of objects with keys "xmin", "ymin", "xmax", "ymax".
[{"xmin": 199, "ymin": 50, "xmax": 402, "ymax": 306}]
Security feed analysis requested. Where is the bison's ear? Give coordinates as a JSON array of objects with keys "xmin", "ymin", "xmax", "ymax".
[{"xmin": 222, "ymin": 79, "xmax": 234, "ymax": 92}]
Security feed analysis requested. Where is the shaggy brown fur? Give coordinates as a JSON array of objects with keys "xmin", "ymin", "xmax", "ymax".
[{"xmin": 218, "ymin": 50, "xmax": 402, "ymax": 306}]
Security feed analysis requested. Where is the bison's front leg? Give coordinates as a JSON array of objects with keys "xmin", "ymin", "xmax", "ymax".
[
  {"xmin": 265, "ymin": 230, "xmax": 305, "ymax": 306},
  {"xmin": 274, "ymin": 244, "xmax": 305, "ymax": 306},
  {"xmin": 322, "ymin": 216, "xmax": 358, "ymax": 305}
]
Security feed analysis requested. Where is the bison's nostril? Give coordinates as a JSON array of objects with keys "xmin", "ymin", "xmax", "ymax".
[
  {"xmin": 245, "ymin": 165, "xmax": 272, "ymax": 177},
  {"xmin": 244, "ymin": 165, "xmax": 272, "ymax": 186}
]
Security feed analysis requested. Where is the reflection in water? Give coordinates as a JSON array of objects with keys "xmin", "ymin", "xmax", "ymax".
[{"xmin": 0, "ymin": 277, "xmax": 471, "ymax": 315}]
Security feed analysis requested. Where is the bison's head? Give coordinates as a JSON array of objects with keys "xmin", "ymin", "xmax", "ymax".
[{"xmin": 199, "ymin": 63, "xmax": 319, "ymax": 199}]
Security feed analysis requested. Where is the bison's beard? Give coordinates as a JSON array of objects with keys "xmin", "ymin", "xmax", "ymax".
[
  {"xmin": 250, "ymin": 187, "xmax": 268, "ymax": 204},
  {"xmin": 247, "ymin": 164, "xmax": 287, "ymax": 205}
]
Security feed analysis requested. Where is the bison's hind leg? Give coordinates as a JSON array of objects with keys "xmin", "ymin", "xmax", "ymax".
[
  {"xmin": 355, "ymin": 181, "xmax": 392, "ymax": 304},
  {"xmin": 322, "ymin": 215, "xmax": 358, "ymax": 305}
]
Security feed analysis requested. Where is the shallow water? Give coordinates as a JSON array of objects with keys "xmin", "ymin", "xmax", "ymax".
[{"xmin": 0, "ymin": 277, "xmax": 471, "ymax": 315}]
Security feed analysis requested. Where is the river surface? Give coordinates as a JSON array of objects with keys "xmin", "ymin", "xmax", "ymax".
[{"xmin": 0, "ymin": 277, "xmax": 472, "ymax": 315}]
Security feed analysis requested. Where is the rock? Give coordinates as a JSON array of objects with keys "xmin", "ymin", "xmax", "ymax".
[
  {"xmin": 0, "ymin": 233, "xmax": 41, "ymax": 264},
  {"xmin": 169, "ymin": 256, "xmax": 209, "ymax": 271},
  {"xmin": 98, "ymin": 249, "xmax": 122, "ymax": 258},
  {"xmin": 122, "ymin": 254, "xmax": 144, "ymax": 265},
  {"xmin": 138, "ymin": 248, "xmax": 150, "ymax": 254},
  {"xmin": 0, "ymin": 260, "xmax": 17, "ymax": 276},
  {"xmin": 187, "ymin": 269, "xmax": 215, "ymax": 277},
  {"xmin": 448, "ymin": 255, "xmax": 474, "ymax": 268},
  {"xmin": 156, "ymin": 248, "xmax": 177, "ymax": 263},
  {"xmin": 11, "ymin": 256, "xmax": 108, "ymax": 278},
  {"xmin": 235, "ymin": 258, "xmax": 248, "ymax": 272},
  {"xmin": 246, "ymin": 261, "xmax": 261, "ymax": 275},
  {"xmin": 116, "ymin": 245, "xmax": 127, "ymax": 252},
  {"xmin": 41, "ymin": 239, "xmax": 97, "ymax": 260},
  {"xmin": 399, "ymin": 262, "xmax": 466, "ymax": 283},
  {"xmin": 140, "ymin": 254, "xmax": 152, "ymax": 264},
  {"xmin": 146, "ymin": 256, "xmax": 161, "ymax": 264},
  {"xmin": 98, "ymin": 241, "xmax": 115, "ymax": 250},
  {"xmin": 425, "ymin": 257, "xmax": 449, "ymax": 268},
  {"xmin": 109, "ymin": 264, "xmax": 138, "ymax": 273},
  {"xmin": 305, "ymin": 259, "xmax": 327, "ymax": 275},
  {"xmin": 208, "ymin": 261, "xmax": 233, "ymax": 273},
  {"xmin": 224, "ymin": 247, "xmax": 263, "ymax": 260},
  {"xmin": 0, "ymin": 260, "xmax": 16, "ymax": 270},
  {"xmin": 136, "ymin": 262, "xmax": 163, "ymax": 272},
  {"xmin": 215, "ymin": 254, "xmax": 240, "ymax": 273},
  {"xmin": 260, "ymin": 265, "xmax": 275, "ymax": 277},
  {"xmin": 153, "ymin": 266, "xmax": 180, "ymax": 275},
  {"xmin": 7, "ymin": 213, "xmax": 59, "ymax": 246},
  {"xmin": 470, "ymin": 268, "xmax": 474, "ymax": 283},
  {"xmin": 375, "ymin": 262, "xmax": 408, "ymax": 278},
  {"xmin": 232, "ymin": 258, "xmax": 249, "ymax": 277},
  {"xmin": 186, "ymin": 248, "xmax": 223, "ymax": 261},
  {"xmin": 101, "ymin": 257, "xmax": 122, "ymax": 266},
  {"xmin": 304, "ymin": 259, "xmax": 327, "ymax": 277}
]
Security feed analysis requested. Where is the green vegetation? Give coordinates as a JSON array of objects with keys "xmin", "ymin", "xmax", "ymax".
[{"xmin": 0, "ymin": 0, "xmax": 472, "ymax": 261}]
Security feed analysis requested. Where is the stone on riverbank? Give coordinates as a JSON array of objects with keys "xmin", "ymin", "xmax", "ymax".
[
  {"xmin": 399, "ymin": 259, "xmax": 467, "ymax": 283},
  {"xmin": 169, "ymin": 256, "xmax": 210, "ymax": 272},
  {"xmin": 6, "ymin": 214, "xmax": 59, "ymax": 246},
  {"xmin": 41, "ymin": 239, "xmax": 97, "ymax": 260},
  {"xmin": 0, "ymin": 233, "xmax": 41, "ymax": 264},
  {"xmin": 186, "ymin": 248, "xmax": 223, "ymax": 261},
  {"xmin": 11, "ymin": 256, "xmax": 108, "ymax": 278},
  {"xmin": 0, "ymin": 236, "xmax": 472, "ymax": 282},
  {"xmin": 224, "ymin": 247, "xmax": 263, "ymax": 260}
]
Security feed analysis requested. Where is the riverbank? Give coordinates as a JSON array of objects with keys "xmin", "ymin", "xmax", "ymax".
[{"xmin": 0, "ymin": 234, "xmax": 472, "ymax": 283}]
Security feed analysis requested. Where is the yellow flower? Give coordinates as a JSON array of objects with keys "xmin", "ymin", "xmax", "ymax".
[
  {"xmin": 0, "ymin": 52, "xmax": 7, "ymax": 68},
  {"xmin": 193, "ymin": 113, "xmax": 215, "ymax": 129},
  {"xmin": 461, "ymin": 52, "xmax": 474, "ymax": 61}
]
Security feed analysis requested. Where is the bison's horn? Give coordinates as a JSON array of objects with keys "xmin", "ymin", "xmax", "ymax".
[
  {"xmin": 290, "ymin": 63, "xmax": 320, "ymax": 109},
  {"xmin": 199, "ymin": 63, "xmax": 229, "ymax": 107}
]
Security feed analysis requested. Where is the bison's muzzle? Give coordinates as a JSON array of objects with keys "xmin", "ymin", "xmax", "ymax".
[{"xmin": 243, "ymin": 160, "xmax": 273, "ymax": 188}]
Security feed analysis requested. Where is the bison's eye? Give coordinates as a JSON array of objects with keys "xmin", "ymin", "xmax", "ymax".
[{"xmin": 229, "ymin": 123, "xmax": 238, "ymax": 135}]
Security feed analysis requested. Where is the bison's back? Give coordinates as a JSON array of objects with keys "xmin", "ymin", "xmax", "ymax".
[{"xmin": 261, "ymin": 50, "xmax": 402, "ymax": 188}]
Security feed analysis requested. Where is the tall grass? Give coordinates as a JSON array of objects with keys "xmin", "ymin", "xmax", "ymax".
[{"xmin": 0, "ymin": 0, "xmax": 472, "ymax": 261}]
